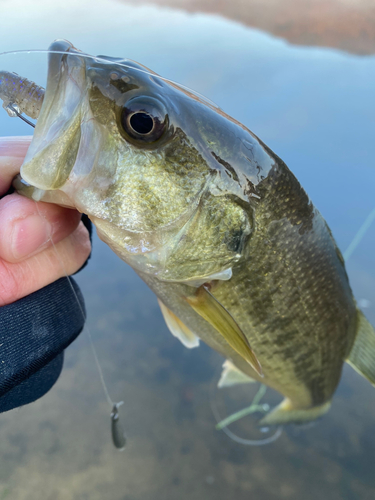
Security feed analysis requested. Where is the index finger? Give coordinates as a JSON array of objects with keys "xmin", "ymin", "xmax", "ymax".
[{"xmin": 0, "ymin": 136, "xmax": 32, "ymax": 195}]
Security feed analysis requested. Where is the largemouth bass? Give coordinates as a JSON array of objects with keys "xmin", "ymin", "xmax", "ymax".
[{"xmin": 3, "ymin": 40, "xmax": 375, "ymax": 425}]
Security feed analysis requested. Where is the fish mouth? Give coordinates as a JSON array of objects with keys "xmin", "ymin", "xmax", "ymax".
[{"xmin": 20, "ymin": 40, "xmax": 86, "ymax": 190}]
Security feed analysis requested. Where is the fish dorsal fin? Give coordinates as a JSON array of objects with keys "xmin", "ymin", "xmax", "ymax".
[
  {"xmin": 158, "ymin": 299, "xmax": 200, "ymax": 348},
  {"xmin": 346, "ymin": 309, "xmax": 375, "ymax": 386},
  {"xmin": 185, "ymin": 285, "xmax": 263, "ymax": 376},
  {"xmin": 218, "ymin": 359, "xmax": 256, "ymax": 388}
]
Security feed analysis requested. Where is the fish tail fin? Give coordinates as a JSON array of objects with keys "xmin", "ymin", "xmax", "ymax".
[
  {"xmin": 259, "ymin": 398, "xmax": 331, "ymax": 426},
  {"xmin": 346, "ymin": 309, "xmax": 375, "ymax": 386}
]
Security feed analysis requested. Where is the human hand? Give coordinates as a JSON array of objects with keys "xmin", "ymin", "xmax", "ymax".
[{"xmin": 0, "ymin": 136, "xmax": 91, "ymax": 306}]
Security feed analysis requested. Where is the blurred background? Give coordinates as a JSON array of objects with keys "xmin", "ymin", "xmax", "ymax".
[
  {"xmin": 0, "ymin": 0, "xmax": 374, "ymax": 499},
  {"xmin": 130, "ymin": 0, "xmax": 375, "ymax": 55}
]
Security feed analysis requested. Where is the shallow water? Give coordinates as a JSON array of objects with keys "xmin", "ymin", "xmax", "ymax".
[{"xmin": 1, "ymin": 0, "xmax": 375, "ymax": 498}]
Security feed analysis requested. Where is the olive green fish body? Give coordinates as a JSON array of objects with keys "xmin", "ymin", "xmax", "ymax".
[
  {"xmin": 216, "ymin": 160, "xmax": 358, "ymax": 408},
  {"xmin": 11, "ymin": 40, "xmax": 375, "ymax": 425},
  {"xmin": 137, "ymin": 158, "xmax": 358, "ymax": 411}
]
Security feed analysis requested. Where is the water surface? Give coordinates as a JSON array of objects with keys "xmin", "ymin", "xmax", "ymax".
[{"xmin": 0, "ymin": 1, "xmax": 375, "ymax": 499}]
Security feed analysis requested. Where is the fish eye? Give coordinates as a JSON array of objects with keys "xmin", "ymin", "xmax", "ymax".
[{"xmin": 120, "ymin": 96, "xmax": 168, "ymax": 144}]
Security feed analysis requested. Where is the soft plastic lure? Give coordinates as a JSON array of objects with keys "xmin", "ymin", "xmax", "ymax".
[{"xmin": 0, "ymin": 70, "xmax": 44, "ymax": 122}]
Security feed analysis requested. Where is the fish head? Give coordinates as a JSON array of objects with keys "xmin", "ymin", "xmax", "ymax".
[{"xmin": 20, "ymin": 40, "xmax": 276, "ymax": 283}]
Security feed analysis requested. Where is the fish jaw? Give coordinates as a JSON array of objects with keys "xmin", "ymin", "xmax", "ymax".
[
  {"xmin": 21, "ymin": 40, "xmax": 87, "ymax": 190},
  {"xmin": 19, "ymin": 40, "xmax": 113, "ymax": 212}
]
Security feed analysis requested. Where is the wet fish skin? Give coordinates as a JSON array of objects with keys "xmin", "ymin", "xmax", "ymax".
[
  {"xmin": 13, "ymin": 40, "xmax": 374, "ymax": 424},
  {"xmin": 139, "ymin": 159, "xmax": 357, "ymax": 411}
]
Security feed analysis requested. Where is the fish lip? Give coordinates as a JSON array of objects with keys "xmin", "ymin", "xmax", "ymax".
[
  {"xmin": 37, "ymin": 39, "xmax": 85, "ymax": 137},
  {"xmin": 20, "ymin": 40, "xmax": 87, "ymax": 190}
]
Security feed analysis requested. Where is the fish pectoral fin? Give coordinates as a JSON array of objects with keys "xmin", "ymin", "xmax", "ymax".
[
  {"xmin": 218, "ymin": 359, "xmax": 256, "ymax": 388},
  {"xmin": 346, "ymin": 309, "xmax": 375, "ymax": 385},
  {"xmin": 184, "ymin": 285, "xmax": 263, "ymax": 377},
  {"xmin": 158, "ymin": 299, "xmax": 200, "ymax": 349},
  {"xmin": 259, "ymin": 398, "xmax": 331, "ymax": 426}
]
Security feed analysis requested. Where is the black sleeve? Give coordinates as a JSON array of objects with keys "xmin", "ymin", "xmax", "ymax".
[{"xmin": 0, "ymin": 277, "xmax": 86, "ymax": 411}]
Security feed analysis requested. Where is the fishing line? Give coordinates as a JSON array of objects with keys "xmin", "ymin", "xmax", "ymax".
[
  {"xmin": 344, "ymin": 207, "xmax": 375, "ymax": 263},
  {"xmin": 5, "ymin": 104, "xmax": 35, "ymax": 128},
  {"xmin": 0, "ymin": 49, "xmax": 220, "ymax": 111},
  {"xmin": 33, "ymin": 198, "xmax": 127, "ymax": 451}
]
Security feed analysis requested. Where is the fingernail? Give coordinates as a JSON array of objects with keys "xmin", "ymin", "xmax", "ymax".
[{"xmin": 11, "ymin": 214, "xmax": 52, "ymax": 260}]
